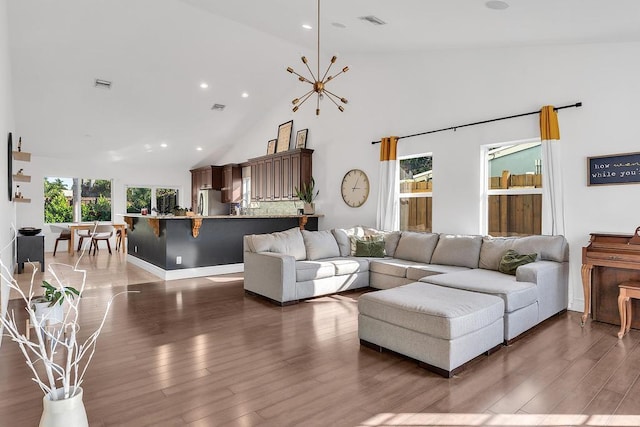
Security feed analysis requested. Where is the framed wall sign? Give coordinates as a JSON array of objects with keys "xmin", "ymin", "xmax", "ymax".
[
  {"xmin": 588, "ymin": 151, "xmax": 640, "ymax": 186},
  {"xmin": 276, "ymin": 120, "xmax": 293, "ymax": 153},
  {"xmin": 295, "ymin": 129, "xmax": 308, "ymax": 149}
]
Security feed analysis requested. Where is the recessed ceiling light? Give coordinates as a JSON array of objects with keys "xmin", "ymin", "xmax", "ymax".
[
  {"xmin": 160, "ymin": 143, "xmax": 168, "ymax": 148},
  {"xmin": 196, "ymin": 147, "xmax": 203, "ymax": 151},
  {"xmin": 486, "ymin": 1, "xmax": 509, "ymax": 10},
  {"xmin": 200, "ymin": 82, "xmax": 209, "ymax": 89},
  {"xmin": 144, "ymin": 144, "xmax": 151, "ymax": 150},
  {"xmin": 302, "ymin": 24, "xmax": 312, "ymax": 30},
  {"xmin": 241, "ymin": 92, "xmax": 249, "ymax": 98}
]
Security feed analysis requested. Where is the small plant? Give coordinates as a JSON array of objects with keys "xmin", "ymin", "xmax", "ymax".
[
  {"xmin": 295, "ymin": 177, "xmax": 319, "ymax": 204},
  {"xmin": 36, "ymin": 280, "xmax": 80, "ymax": 307}
]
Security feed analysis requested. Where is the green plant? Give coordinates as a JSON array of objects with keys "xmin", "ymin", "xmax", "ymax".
[
  {"xmin": 295, "ymin": 177, "xmax": 319, "ymax": 204},
  {"xmin": 36, "ymin": 281, "xmax": 80, "ymax": 307}
]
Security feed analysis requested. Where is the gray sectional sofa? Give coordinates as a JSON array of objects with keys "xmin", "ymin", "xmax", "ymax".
[{"xmin": 243, "ymin": 226, "xmax": 569, "ymax": 346}]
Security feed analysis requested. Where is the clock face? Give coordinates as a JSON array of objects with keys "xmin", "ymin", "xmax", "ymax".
[{"xmin": 341, "ymin": 169, "xmax": 370, "ymax": 208}]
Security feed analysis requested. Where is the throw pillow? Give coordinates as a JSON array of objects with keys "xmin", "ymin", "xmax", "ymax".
[
  {"xmin": 498, "ymin": 249, "xmax": 537, "ymax": 275},
  {"xmin": 301, "ymin": 230, "xmax": 341, "ymax": 260},
  {"xmin": 354, "ymin": 237, "xmax": 386, "ymax": 257}
]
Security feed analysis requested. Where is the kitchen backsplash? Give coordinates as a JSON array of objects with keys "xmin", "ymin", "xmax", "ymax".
[{"xmin": 247, "ymin": 200, "xmax": 304, "ymax": 215}]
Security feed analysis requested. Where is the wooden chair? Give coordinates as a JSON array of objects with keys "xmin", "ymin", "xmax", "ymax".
[
  {"xmin": 115, "ymin": 227, "xmax": 127, "ymax": 251},
  {"xmin": 53, "ymin": 229, "xmax": 71, "ymax": 256},
  {"xmin": 618, "ymin": 281, "xmax": 640, "ymax": 338},
  {"xmin": 90, "ymin": 227, "xmax": 114, "ymax": 255}
]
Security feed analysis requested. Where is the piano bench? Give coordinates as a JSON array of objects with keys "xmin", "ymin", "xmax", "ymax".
[{"xmin": 618, "ymin": 281, "xmax": 640, "ymax": 339}]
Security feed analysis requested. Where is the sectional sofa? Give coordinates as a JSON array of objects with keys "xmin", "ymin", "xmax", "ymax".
[{"xmin": 243, "ymin": 226, "xmax": 569, "ymax": 374}]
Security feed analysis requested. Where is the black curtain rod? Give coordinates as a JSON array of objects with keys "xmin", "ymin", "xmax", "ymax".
[{"xmin": 371, "ymin": 101, "xmax": 582, "ymax": 145}]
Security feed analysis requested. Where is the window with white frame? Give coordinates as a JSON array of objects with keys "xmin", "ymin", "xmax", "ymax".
[
  {"xmin": 44, "ymin": 177, "xmax": 112, "ymax": 223},
  {"xmin": 483, "ymin": 139, "xmax": 542, "ymax": 237},
  {"xmin": 126, "ymin": 186, "xmax": 180, "ymax": 214},
  {"xmin": 399, "ymin": 154, "xmax": 433, "ymax": 232}
]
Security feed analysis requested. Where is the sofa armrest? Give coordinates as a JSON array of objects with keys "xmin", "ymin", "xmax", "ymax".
[
  {"xmin": 516, "ymin": 260, "xmax": 569, "ymax": 321},
  {"xmin": 243, "ymin": 251, "xmax": 297, "ymax": 304}
]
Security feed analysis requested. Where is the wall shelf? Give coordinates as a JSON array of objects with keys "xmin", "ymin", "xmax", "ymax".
[
  {"xmin": 14, "ymin": 198, "xmax": 31, "ymax": 203},
  {"xmin": 12, "ymin": 151, "xmax": 31, "ymax": 162},
  {"xmin": 12, "ymin": 174, "xmax": 31, "ymax": 183}
]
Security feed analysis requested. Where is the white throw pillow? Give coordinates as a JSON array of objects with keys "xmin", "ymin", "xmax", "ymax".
[
  {"xmin": 393, "ymin": 232, "xmax": 440, "ymax": 263},
  {"xmin": 302, "ymin": 230, "xmax": 341, "ymax": 260},
  {"xmin": 249, "ymin": 228, "xmax": 306, "ymax": 260}
]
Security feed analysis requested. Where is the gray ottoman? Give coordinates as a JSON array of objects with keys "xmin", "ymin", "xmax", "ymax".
[{"xmin": 358, "ymin": 282, "xmax": 504, "ymax": 377}]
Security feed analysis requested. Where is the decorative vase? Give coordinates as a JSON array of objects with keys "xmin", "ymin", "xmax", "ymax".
[
  {"xmin": 303, "ymin": 202, "xmax": 315, "ymax": 214},
  {"xmin": 40, "ymin": 387, "xmax": 88, "ymax": 427},
  {"xmin": 32, "ymin": 301, "xmax": 64, "ymax": 325}
]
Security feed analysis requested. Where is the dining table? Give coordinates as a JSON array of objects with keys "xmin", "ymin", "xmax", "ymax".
[{"xmin": 68, "ymin": 223, "xmax": 126, "ymax": 254}]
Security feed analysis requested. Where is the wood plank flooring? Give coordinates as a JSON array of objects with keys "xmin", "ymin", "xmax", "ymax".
[{"xmin": 2, "ymin": 252, "xmax": 640, "ymax": 426}]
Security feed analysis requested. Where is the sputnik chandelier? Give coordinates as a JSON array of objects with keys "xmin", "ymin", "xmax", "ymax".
[{"xmin": 287, "ymin": 0, "xmax": 349, "ymax": 115}]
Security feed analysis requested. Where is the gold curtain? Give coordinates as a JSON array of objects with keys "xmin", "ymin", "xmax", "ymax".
[
  {"xmin": 377, "ymin": 136, "xmax": 400, "ymax": 231},
  {"xmin": 379, "ymin": 136, "xmax": 398, "ymax": 161},
  {"xmin": 540, "ymin": 105, "xmax": 560, "ymax": 141}
]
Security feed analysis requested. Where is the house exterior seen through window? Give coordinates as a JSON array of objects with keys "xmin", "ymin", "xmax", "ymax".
[
  {"xmin": 485, "ymin": 141, "xmax": 542, "ymax": 236},
  {"xmin": 399, "ymin": 154, "xmax": 432, "ymax": 232}
]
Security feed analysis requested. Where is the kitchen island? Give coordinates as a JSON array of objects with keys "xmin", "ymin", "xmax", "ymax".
[{"xmin": 122, "ymin": 214, "xmax": 319, "ymax": 280}]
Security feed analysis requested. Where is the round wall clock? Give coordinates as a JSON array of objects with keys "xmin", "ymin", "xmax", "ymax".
[{"xmin": 341, "ymin": 169, "xmax": 370, "ymax": 208}]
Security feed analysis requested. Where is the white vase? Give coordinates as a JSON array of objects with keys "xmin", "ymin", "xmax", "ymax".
[
  {"xmin": 40, "ymin": 387, "xmax": 88, "ymax": 427},
  {"xmin": 32, "ymin": 301, "xmax": 64, "ymax": 325}
]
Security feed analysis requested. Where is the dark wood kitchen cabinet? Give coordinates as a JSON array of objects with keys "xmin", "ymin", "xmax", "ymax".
[
  {"xmin": 190, "ymin": 166, "xmax": 223, "ymax": 210},
  {"xmin": 248, "ymin": 148, "xmax": 313, "ymax": 202},
  {"xmin": 221, "ymin": 164, "xmax": 242, "ymax": 203}
]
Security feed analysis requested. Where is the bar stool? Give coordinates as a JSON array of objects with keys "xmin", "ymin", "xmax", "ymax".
[
  {"xmin": 53, "ymin": 229, "xmax": 71, "ymax": 256},
  {"xmin": 617, "ymin": 281, "xmax": 640, "ymax": 338}
]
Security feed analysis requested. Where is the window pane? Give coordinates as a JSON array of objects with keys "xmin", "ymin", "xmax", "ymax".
[
  {"xmin": 81, "ymin": 179, "xmax": 112, "ymax": 221},
  {"xmin": 400, "ymin": 197, "xmax": 432, "ymax": 232},
  {"xmin": 488, "ymin": 194, "xmax": 542, "ymax": 237},
  {"xmin": 399, "ymin": 156, "xmax": 433, "ymax": 193},
  {"xmin": 156, "ymin": 188, "xmax": 178, "ymax": 214},
  {"xmin": 44, "ymin": 177, "xmax": 73, "ymax": 223},
  {"xmin": 488, "ymin": 143, "xmax": 542, "ymax": 189},
  {"xmin": 127, "ymin": 187, "xmax": 151, "ymax": 213}
]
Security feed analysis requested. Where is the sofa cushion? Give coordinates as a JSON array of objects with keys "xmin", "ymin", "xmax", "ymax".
[
  {"xmin": 479, "ymin": 237, "xmax": 516, "ymax": 271},
  {"xmin": 419, "ymin": 269, "xmax": 538, "ymax": 313},
  {"xmin": 324, "ymin": 257, "xmax": 370, "ymax": 276},
  {"xmin": 512, "ymin": 235, "xmax": 567, "ymax": 263},
  {"xmin": 405, "ymin": 264, "xmax": 470, "ymax": 281},
  {"xmin": 358, "ymin": 282, "xmax": 504, "ymax": 340},
  {"xmin": 369, "ymin": 258, "xmax": 426, "ymax": 278},
  {"xmin": 248, "ymin": 227, "xmax": 306, "ymax": 260},
  {"xmin": 393, "ymin": 232, "xmax": 439, "ymax": 264},
  {"xmin": 332, "ymin": 226, "xmax": 365, "ymax": 256},
  {"xmin": 364, "ymin": 228, "xmax": 402, "ymax": 258},
  {"xmin": 430, "ymin": 234, "xmax": 483, "ymax": 269},
  {"xmin": 296, "ymin": 260, "xmax": 336, "ymax": 282},
  {"xmin": 354, "ymin": 237, "xmax": 386, "ymax": 257},
  {"xmin": 302, "ymin": 230, "xmax": 341, "ymax": 261},
  {"xmin": 498, "ymin": 250, "xmax": 537, "ymax": 275}
]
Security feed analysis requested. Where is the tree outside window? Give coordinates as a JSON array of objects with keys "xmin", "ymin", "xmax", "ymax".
[
  {"xmin": 44, "ymin": 177, "xmax": 112, "ymax": 223},
  {"xmin": 126, "ymin": 187, "xmax": 151, "ymax": 213},
  {"xmin": 44, "ymin": 178, "xmax": 73, "ymax": 223}
]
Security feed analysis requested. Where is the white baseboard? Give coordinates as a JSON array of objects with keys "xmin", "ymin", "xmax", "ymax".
[{"xmin": 126, "ymin": 255, "xmax": 244, "ymax": 281}]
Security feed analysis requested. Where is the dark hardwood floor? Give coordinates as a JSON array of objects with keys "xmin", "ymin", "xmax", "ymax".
[{"xmin": 2, "ymin": 253, "xmax": 640, "ymax": 426}]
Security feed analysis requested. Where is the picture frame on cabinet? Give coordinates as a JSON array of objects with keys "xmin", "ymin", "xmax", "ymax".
[
  {"xmin": 276, "ymin": 120, "xmax": 293, "ymax": 153},
  {"xmin": 266, "ymin": 139, "xmax": 276, "ymax": 155},
  {"xmin": 295, "ymin": 129, "xmax": 308, "ymax": 149}
]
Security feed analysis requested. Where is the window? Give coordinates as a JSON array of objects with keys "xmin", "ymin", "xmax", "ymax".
[
  {"xmin": 484, "ymin": 140, "xmax": 542, "ymax": 236},
  {"xmin": 44, "ymin": 177, "xmax": 112, "ymax": 223},
  {"xmin": 126, "ymin": 186, "xmax": 180, "ymax": 214},
  {"xmin": 399, "ymin": 154, "xmax": 433, "ymax": 232}
]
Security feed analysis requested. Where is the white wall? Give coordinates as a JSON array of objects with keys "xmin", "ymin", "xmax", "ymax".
[
  {"xmin": 0, "ymin": 0, "xmax": 15, "ymax": 341},
  {"xmin": 19, "ymin": 155, "xmax": 190, "ymax": 252},
  {"xmin": 216, "ymin": 41, "xmax": 640, "ymax": 314}
]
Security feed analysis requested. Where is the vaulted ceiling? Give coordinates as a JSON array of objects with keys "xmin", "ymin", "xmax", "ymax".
[{"xmin": 7, "ymin": 0, "xmax": 640, "ymax": 168}]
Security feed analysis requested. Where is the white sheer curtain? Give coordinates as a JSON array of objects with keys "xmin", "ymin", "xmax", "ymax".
[
  {"xmin": 540, "ymin": 105, "xmax": 565, "ymax": 236},
  {"xmin": 376, "ymin": 136, "xmax": 400, "ymax": 231}
]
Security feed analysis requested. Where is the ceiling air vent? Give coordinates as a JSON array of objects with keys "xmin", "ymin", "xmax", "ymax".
[
  {"xmin": 358, "ymin": 15, "xmax": 387, "ymax": 26},
  {"xmin": 94, "ymin": 79, "xmax": 112, "ymax": 89},
  {"xmin": 211, "ymin": 104, "xmax": 226, "ymax": 111}
]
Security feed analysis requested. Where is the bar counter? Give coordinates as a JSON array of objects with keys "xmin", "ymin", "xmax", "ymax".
[{"xmin": 122, "ymin": 214, "xmax": 320, "ymax": 280}]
